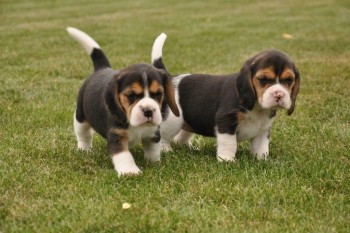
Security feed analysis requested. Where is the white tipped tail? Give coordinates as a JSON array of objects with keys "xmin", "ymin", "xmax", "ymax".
[
  {"xmin": 67, "ymin": 27, "xmax": 111, "ymax": 71},
  {"xmin": 151, "ymin": 33, "xmax": 167, "ymax": 64},
  {"xmin": 66, "ymin": 27, "xmax": 100, "ymax": 55}
]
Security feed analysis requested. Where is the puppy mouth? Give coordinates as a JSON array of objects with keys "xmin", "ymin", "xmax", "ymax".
[
  {"xmin": 139, "ymin": 117, "xmax": 160, "ymax": 126},
  {"xmin": 146, "ymin": 118, "xmax": 157, "ymax": 124},
  {"xmin": 260, "ymin": 100, "xmax": 288, "ymax": 110},
  {"xmin": 271, "ymin": 105, "xmax": 284, "ymax": 110},
  {"xmin": 274, "ymin": 100, "xmax": 285, "ymax": 107},
  {"xmin": 271, "ymin": 100, "xmax": 292, "ymax": 110}
]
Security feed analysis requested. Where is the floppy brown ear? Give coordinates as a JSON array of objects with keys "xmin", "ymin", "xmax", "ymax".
[
  {"xmin": 236, "ymin": 61, "xmax": 256, "ymax": 110},
  {"xmin": 287, "ymin": 67, "xmax": 300, "ymax": 115},
  {"xmin": 105, "ymin": 76, "xmax": 128, "ymax": 124},
  {"xmin": 162, "ymin": 72, "xmax": 180, "ymax": 117}
]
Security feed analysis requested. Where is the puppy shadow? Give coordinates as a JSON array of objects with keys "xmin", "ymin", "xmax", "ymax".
[
  {"xmin": 66, "ymin": 136, "xmax": 275, "ymax": 177},
  {"xmin": 164, "ymin": 136, "xmax": 258, "ymax": 162},
  {"xmin": 72, "ymin": 144, "xmax": 113, "ymax": 175},
  {"xmin": 70, "ymin": 136, "xmax": 163, "ymax": 176}
]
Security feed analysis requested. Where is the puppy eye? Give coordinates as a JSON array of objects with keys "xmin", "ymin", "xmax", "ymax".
[
  {"xmin": 280, "ymin": 77, "xmax": 294, "ymax": 86},
  {"xmin": 258, "ymin": 76, "xmax": 274, "ymax": 86},
  {"xmin": 150, "ymin": 91, "xmax": 163, "ymax": 102},
  {"xmin": 127, "ymin": 93, "xmax": 137, "ymax": 103},
  {"xmin": 126, "ymin": 92, "xmax": 143, "ymax": 103}
]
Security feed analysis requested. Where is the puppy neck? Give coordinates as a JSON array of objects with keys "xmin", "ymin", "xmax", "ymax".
[
  {"xmin": 252, "ymin": 102, "xmax": 276, "ymax": 118},
  {"xmin": 128, "ymin": 124, "xmax": 159, "ymax": 147}
]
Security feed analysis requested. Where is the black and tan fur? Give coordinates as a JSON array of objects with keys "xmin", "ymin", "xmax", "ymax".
[
  {"xmin": 158, "ymin": 49, "xmax": 300, "ymax": 161},
  {"xmin": 67, "ymin": 27, "xmax": 178, "ymax": 176}
]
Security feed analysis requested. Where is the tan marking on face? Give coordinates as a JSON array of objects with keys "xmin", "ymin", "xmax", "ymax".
[
  {"xmin": 118, "ymin": 93, "xmax": 132, "ymax": 120},
  {"xmin": 255, "ymin": 67, "xmax": 275, "ymax": 80},
  {"xmin": 280, "ymin": 68, "xmax": 295, "ymax": 79},
  {"xmin": 149, "ymin": 80, "xmax": 164, "ymax": 105},
  {"xmin": 149, "ymin": 80, "xmax": 163, "ymax": 93},
  {"xmin": 118, "ymin": 81, "xmax": 145, "ymax": 121},
  {"xmin": 252, "ymin": 67, "xmax": 276, "ymax": 103},
  {"xmin": 129, "ymin": 82, "xmax": 144, "ymax": 94},
  {"xmin": 279, "ymin": 68, "xmax": 296, "ymax": 94},
  {"xmin": 112, "ymin": 128, "xmax": 129, "ymax": 151}
]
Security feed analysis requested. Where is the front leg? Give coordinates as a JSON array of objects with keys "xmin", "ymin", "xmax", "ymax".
[
  {"xmin": 215, "ymin": 111, "xmax": 239, "ymax": 162},
  {"xmin": 251, "ymin": 130, "xmax": 270, "ymax": 160},
  {"xmin": 108, "ymin": 129, "xmax": 141, "ymax": 176},
  {"xmin": 216, "ymin": 132, "xmax": 237, "ymax": 162},
  {"xmin": 142, "ymin": 140, "xmax": 161, "ymax": 162},
  {"xmin": 142, "ymin": 131, "xmax": 161, "ymax": 162},
  {"xmin": 159, "ymin": 111, "xmax": 184, "ymax": 152}
]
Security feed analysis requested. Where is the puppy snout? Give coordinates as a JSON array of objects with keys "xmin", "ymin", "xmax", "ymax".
[
  {"xmin": 142, "ymin": 107, "xmax": 154, "ymax": 118},
  {"xmin": 273, "ymin": 91, "xmax": 284, "ymax": 100}
]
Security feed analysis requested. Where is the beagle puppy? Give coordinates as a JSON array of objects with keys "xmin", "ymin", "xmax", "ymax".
[
  {"xmin": 158, "ymin": 49, "xmax": 300, "ymax": 161},
  {"xmin": 67, "ymin": 27, "xmax": 179, "ymax": 176}
]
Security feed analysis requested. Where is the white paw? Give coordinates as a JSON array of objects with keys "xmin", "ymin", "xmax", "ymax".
[
  {"xmin": 160, "ymin": 143, "xmax": 173, "ymax": 152},
  {"xmin": 173, "ymin": 136, "xmax": 192, "ymax": 145},
  {"xmin": 77, "ymin": 142, "xmax": 92, "ymax": 151},
  {"xmin": 216, "ymin": 132, "xmax": 237, "ymax": 162},
  {"xmin": 112, "ymin": 151, "xmax": 141, "ymax": 177},
  {"xmin": 117, "ymin": 164, "xmax": 141, "ymax": 176},
  {"xmin": 217, "ymin": 154, "xmax": 236, "ymax": 162},
  {"xmin": 173, "ymin": 130, "xmax": 193, "ymax": 145},
  {"xmin": 256, "ymin": 153, "xmax": 268, "ymax": 161},
  {"xmin": 144, "ymin": 152, "xmax": 161, "ymax": 162},
  {"xmin": 143, "ymin": 142, "xmax": 161, "ymax": 162}
]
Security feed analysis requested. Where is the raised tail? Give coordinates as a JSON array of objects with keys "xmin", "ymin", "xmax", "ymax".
[
  {"xmin": 151, "ymin": 33, "xmax": 167, "ymax": 70},
  {"xmin": 66, "ymin": 27, "xmax": 111, "ymax": 71},
  {"xmin": 150, "ymin": 33, "xmax": 180, "ymax": 117}
]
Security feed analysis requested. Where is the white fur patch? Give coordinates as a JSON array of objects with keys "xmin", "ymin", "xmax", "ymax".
[
  {"xmin": 112, "ymin": 125, "xmax": 159, "ymax": 176},
  {"xmin": 261, "ymin": 84, "xmax": 291, "ymax": 110},
  {"xmin": 172, "ymin": 74, "xmax": 191, "ymax": 87},
  {"xmin": 216, "ymin": 131, "xmax": 237, "ymax": 162},
  {"xmin": 112, "ymin": 151, "xmax": 141, "ymax": 176},
  {"xmin": 251, "ymin": 131, "xmax": 270, "ymax": 160},
  {"xmin": 74, "ymin": 112, "xmax": 93, "ymax": 150},
  {"xmin": 236, "ymin": 106, "xmax": 275, "ymax": 142},
  {"xmin": 66, "ymin": 27, "xmax": 100, "ymax": 55},
  {"xmin": 128, "ymin": 125, "xmax": 159, "ymax": 147},
  {"xmin": 159, "ymin": 74, "xmax": 190, "ymax": 151},
  {"xmin": 129, "ymin": 97, "xmax": 162, "ymax": 127},
  {"xmin": 160, "ymin": 111, "xmax": 184, "ymax": 151},
  {"xmin": 173, "ymin": 130, "xmax": 193, "ymax": 145},
  {"xmin": 151, "ymin": 33, "xmax": 167, "ymax": 63},
  {"xmin": 143, "ymin": 140, "xmax": 161, "ymax": 162}
]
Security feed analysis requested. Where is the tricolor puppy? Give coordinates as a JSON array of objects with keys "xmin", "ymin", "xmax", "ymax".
[
  {"xmin": 67, "ymin": 27, "xmax": 179, "ymax": 176},
  {"xmin": 158, "ymin": 50, "xmax": 300, "ymax": 161}
]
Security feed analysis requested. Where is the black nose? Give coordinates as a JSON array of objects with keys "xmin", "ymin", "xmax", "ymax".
[{"xmin": 143, "ymin": 109, "xmax": 153, "ymax": 118}]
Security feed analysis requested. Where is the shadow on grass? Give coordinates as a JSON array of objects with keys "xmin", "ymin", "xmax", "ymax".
[{"xmin": 60, "ymin": 133, "xmax": 283, "ymax": 180}]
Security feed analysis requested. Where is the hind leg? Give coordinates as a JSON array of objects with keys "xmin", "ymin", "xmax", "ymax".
[
  {"xmin": 74, "ymin": 112, "xmax": 93, "ymax": 150},
  {"xmin": 160, "ymin": 112, "xmax": 183, "ymax": 152},
  {"xmin": 251, "ymin": 130, "xmax": 269, "ymax": 160},
  {"xmin": 173, "ymin": 130, "xmax": 193, "ymax": 145}
]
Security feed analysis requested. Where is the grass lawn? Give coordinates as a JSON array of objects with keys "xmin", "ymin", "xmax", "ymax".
[{"xmin": 1, "ymin": 0, "xmax": 349, "ymax": 232}]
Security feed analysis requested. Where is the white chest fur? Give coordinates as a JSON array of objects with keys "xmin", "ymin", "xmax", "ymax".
[
  {"xmin": 128, "ymin": 125, "xmax": 159, "ymax": 147},
  {"xmin": 236, "ymin": 107, "xmax": 275, "ymax": 142}
]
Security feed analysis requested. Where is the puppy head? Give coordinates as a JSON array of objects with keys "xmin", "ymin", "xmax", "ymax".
[
  {"xmin": 237, "ymin": 50, "xmax": 300, "ymax": 115},
  {"xmin": 106, "ymin": 63, "xmax": 179, "ymax": 127}
]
